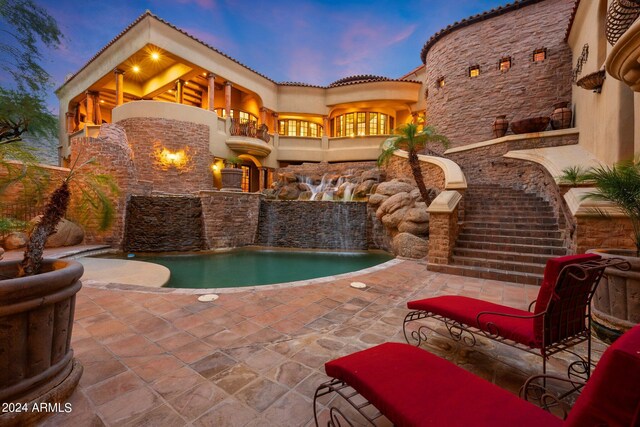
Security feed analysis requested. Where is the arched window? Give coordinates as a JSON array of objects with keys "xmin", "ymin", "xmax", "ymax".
[{"xmin": 332, "ymin": 112, "xmax": 393, "ymax": 137}]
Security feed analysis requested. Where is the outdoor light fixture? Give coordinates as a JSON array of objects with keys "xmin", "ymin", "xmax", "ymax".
[
  {"xmin": 155, "ymin": 146, "xmax": 191, "ymax": 170},
  {"xmin": 211, "ymin": 164, "xmax": 219, "ymax": 171},
  {"xmin": 132, "ymin": 65, "xmax": 140, "ymax": 73},
  {"xmin": 151, "ymin": 52, "xmax": 160, "ymax": 60}
]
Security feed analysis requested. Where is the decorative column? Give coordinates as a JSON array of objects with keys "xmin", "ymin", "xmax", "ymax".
[
  {"xmin": 65, "ymin": 111, "xmax": 75, "ymax": 133},
  {"xmin": 224, "ymin": 81, "xmax": 232, "ymax": 117},
  {"xmin": 175, "ymin": 79, "xmax": 184, "ymax": 104},
  {"xmin": 114, "ymin": 68, "xmax": 125, "ymax": 106},
  {"xmin": 85, "ymin": 91, "xmax": 96, "ymax": 125},
  {"xmin": 207, "ymin": 72, "xmax": 216, "ymax": 112},
  {"xmin": 258, "ymin": 167, "xmax": 266, "ymax": 191},
  {"xmin": 259, "ymin": 107, "xmax": 268, "ymax": 126},
  {"xmin": 323, "ymin": 116, "xmax": 330, "ymax": 136},
  {"xmin": 94, "ymin": 94, "xmax": 102, "ymax": 124},
  {"xmin": 272, "ymin": 112, "xmax": 279, "ymax": 134}
]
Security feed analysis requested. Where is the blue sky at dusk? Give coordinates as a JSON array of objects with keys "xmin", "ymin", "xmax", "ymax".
[{"xmin": 35, "ymin": 0, "xmax": 512, "ymax": 110}]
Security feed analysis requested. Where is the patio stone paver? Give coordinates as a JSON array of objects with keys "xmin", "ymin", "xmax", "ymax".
[{"xmin": 39, "ymin": 258, "xmax": 606, "ymax": 427}]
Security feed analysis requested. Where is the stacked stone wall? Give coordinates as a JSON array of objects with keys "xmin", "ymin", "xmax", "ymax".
[
  {"xmin": 575, "ymin": 216, "xmax": 636, "ymax": 255},
  {"xmin": 199, "ymin": 191, "xmax": 262, "ymax": 249},
  {"xmin": 118, "ymin": 117, "xmax": 214, "ymax": 194},
  {"xmin": 123, "ymin": 196, "xmax": 205, "ymax": 252},
  {"xmin": 382, "ymin": 156, "xmax": 446, "ymax": 190},
  {"xmin": 424, "ymin": 0, "xmax": 574, "ymax": 148}
]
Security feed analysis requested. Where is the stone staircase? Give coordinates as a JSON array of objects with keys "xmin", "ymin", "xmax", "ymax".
[{"xmin": 429, "ymin": 185, "xmax": 567, "ymax": 285}]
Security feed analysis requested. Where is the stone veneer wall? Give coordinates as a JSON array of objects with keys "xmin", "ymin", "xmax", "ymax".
[
  {"xmin": 278, "ymin": 161, "xmax": 378, "ymax": 178},
  {"xmin": 575, "ymin": 216, "xmax": 636, "ymax": 255},
  {"xmin": 199, "ymin": 191, "xmax": 262, "ymax": 249},
  {"xmin": 256, "ymin": 200, "xmax": 369, "ymax": 250},
  {"xmin": 69, "ymin": 125, "xmax": 139, "ymax": 248},
  {"xmin": 123, "ymin": 196, "xmax": 205, "ymax": 252},
  {"xmin": 383, "ymin": 156, "xmax": 446, "ymax": 190},
  {"xmin": 117, "ymin": 117, "xmax": 214, "ymax": 194},
  {"xmin": 424, "ymin": 0, "xmax": 574, "ymax": 148}
]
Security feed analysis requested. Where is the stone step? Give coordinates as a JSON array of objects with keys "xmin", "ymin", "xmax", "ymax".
[
  {"xmin": 457, "ymin": 233, "xmax": 565, "ymax": 247},
  {"xmin": 450, "ymin": 255, "xmax": 546, "ymax": 275},
  {"xmin": 455, "ymin": 240, "xmax": 568, "ymax": 255},
  {"xmin": 427, "ymin": 263, "xmax": 543, "ymax": 286},
  {"xmin": 465, "ymin": 203, "xmax": 554, "ymax": 212},
  {"xmin": 464, "ymin": 215, "xmax": 558, "ymax": 224},
  {"xmin": 464, "ymin": 221, "xmax": 560, "ymax": 231},
  {"xmin": 462, "ymin": 227, "xmax": 562, "ymax": 239},
  {"xmin": 452, "ymin": 247, "xmax": 555, "ymax": 264},
  {"xmin": 464, "ymin": 210, "xmax": 556, "ymax": 219}
]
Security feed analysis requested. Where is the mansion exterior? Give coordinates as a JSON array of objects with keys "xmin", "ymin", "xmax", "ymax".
[{"xmin": 56, "ymin": 0, "xmax": 639, "ymax": 194}]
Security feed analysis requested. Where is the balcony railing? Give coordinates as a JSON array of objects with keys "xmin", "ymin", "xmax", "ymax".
[{"xmin": 229, "ymin": 119, "xmax": 270, "ymax": 143}]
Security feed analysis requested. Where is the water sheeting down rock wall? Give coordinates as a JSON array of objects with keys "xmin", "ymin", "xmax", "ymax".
[
  {"xmin": 124, "ymin": 195, "xmax": 205, "ymax": 252},
  {"xmin": 257, "ymin": 200, "xmax": 368, "ymax": 250}
]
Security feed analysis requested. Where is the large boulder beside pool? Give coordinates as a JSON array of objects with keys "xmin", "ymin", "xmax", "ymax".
[
  {"xmin": 3, "ymin": 232, "xmax": 28, "ymax": 250},
  {"xmin": 392, "ymin": 232, "xmax": 428, "ymax": 259}
]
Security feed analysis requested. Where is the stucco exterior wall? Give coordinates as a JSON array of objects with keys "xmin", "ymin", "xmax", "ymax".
[
  {"xmin": 568, "ymin": 0, "xmax": 636, "ymax": 164},
  {"xmin": 424, "ymin": 0, "xmax": 574, "ymax": 148}
]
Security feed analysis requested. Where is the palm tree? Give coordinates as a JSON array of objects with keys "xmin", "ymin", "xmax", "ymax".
[
  {"xmin": 583, "ymin": 158, "xmax": 640, "ymax": 256},
  {"xmin": 378, "ymin": 123, "xmax": 450, "ymax": 205}
]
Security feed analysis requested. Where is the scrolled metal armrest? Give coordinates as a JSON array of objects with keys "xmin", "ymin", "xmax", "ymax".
[
  {"xmin": 528, "ymin": 299, "xmax": 537, "ymax": 312},
  {"xmin": 476, "ymin": 309, "xmax": 544, "ymax": 324}
]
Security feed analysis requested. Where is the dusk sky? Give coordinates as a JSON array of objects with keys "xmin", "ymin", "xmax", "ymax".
[{"xmin": 34, "ymin": 0, "xmax": 512, "ymax": 110}]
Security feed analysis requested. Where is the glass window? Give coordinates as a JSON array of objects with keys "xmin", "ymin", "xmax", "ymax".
[
  {"xmin": 299, "ymin": 121, "xmax": 308, "ymax": 136},
  {"xmin": 533, "ymin": 48, "xmax": 546, "ymax": 62},
  {"xmin": 345, "ymin": 113, "xmax": 355, "ymax": 136},
  {"xmin": 499, "ymin": 57, "xmax": 511, "ymax": 71},
  {"xmin": 287, "ymin": 120, "xmax": 297, "ymax": 136},
  {"xmin": 436, "ymin": 77, "xmax": 445, "ymax": 88},
  {"xmin": 469, "ymin": 65, "xmax": 480, "ymax": 78},
  {"xmin": 279, "ymin": 121, "xmax": 285, "ymax": 134},
  {"xmin": 369, "ymin": 113, "xmax": 378, "ymax": 135},
  {"xmin": 380, "ymin": 114, "xmax": 387, "ymax": 134},
  {"xmin": 356, "ymin": 113, "xmax": 366, "ymax": 136},
  {"xmin": 309, "ymin": 123, "xmax": 319, "ymax": 137},
  {"xmin": 336, "ymin": 115, "xmax": 344, "ymax": 137}
]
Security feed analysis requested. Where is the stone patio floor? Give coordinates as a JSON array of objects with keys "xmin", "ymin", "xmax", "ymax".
[{"xmin": 38, "ymin": 257, "xmax": 606, "ymax": 427}]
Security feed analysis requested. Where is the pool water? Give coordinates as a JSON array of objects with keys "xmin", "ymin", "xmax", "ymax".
[{"xmin": 95, "ymin": 249, "xmax": 393, "ymax": 288}]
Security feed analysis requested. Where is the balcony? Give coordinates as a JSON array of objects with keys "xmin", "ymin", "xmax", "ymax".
[{"xmin": 225, "ymin": 119, "xmax": 272, "ymax": 157}]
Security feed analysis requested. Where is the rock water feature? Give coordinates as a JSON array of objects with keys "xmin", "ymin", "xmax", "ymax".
[
  {"xmin": 124, "ymin": 195, "xmax": 206, "ymax": 252},
  {"xmin": 256, "ymin": 200, "xmax": 368, "ymax": 250}
]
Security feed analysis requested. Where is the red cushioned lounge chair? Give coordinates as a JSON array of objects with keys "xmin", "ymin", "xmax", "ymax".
[
  {"xmin": 403, "ymin": 254, "xmax": 629, "ymax": 379},
  {"xmin": 313, "ymin": 325, "xmax": 640, "ymax": 427}
]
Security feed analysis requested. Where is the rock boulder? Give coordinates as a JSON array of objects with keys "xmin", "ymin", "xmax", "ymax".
[{"xmin": 392, "ymin": 233, "xmax": 428, "ymax": 258}]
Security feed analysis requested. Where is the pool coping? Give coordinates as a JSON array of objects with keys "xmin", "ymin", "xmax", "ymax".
[{"xmin": 73, "ymin": 247, "xmax": 404, "ymax": 294}]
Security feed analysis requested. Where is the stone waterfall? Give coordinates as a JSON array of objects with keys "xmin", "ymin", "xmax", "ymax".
[
  {"xmin": 256, "ymin": 200, "xmax": 369, "ymax": 250},
  {"xmin": 123, "ymin": 195, "xmax": 206, "ymax": 252}
]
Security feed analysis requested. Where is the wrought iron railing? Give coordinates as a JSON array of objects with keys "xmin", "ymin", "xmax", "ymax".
[{"xmin": 229, "ymin": 119, "xmax": 270, "ymax": 143}]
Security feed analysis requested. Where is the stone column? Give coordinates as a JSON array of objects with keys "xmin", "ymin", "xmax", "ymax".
[
  {"xmin": 272, "ymin": 112, "xmax": 279, "ymax": 134},
  {"xmin": 426, "ymin": 191, "xmax": 462, "ymax": 264},
  {"xmin": 94, "ymin": 94, "xmax": 102, "ymax": 124},
  {"xmin": 323, "ymin": 116, "xmax": 329, "ymax": 136},
  {"xmin": 207, "ymin": 72, "xmax": 216, "ymax": 112},
  {"xmin": 224, "ymin": 81, "xmax": 232, "ymax": 118},
  {"xmin": 65, "ymin": 112, "xmax": 75, "ymax": 133},
  {"xmin": 259, "ymin": 107, "xmax": 268, "ymax": 127},
  {"xmin": 175, "ymin": 79, "xmax": 184, "ymax": 104},
  {"xmin": 85, "ymin": 91, "xmax": 96, "ymax": 125},
  {"xmin": 258, "ymin": 167, "xmax": 266, "ymax": 191},
  {"xmin": 114, "ymin": 68, "xmax": 125, "ymax": 106}
]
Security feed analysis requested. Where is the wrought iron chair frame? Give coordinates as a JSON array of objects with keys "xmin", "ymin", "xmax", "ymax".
[
  {"xmin": 313, "ymin": 378, "xmax": 383, "ymax": 427},
  {"xmin": 403, "ymin": 258, "xmax": 630, "ymax": 380}
]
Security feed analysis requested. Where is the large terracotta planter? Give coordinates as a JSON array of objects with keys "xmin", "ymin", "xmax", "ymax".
[
  {"xmin": 587, "ymin": 249, "xmax": 640, "ymax": 342},
  {"xmin": 221, "ymin": 168, "xmax": 243, "ymax": 192},
  {"xmin": 0, "ymin": 259, "xmax": 84, "ymax": 426}
]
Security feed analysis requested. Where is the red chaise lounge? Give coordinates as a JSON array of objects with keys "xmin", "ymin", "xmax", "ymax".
[
  {"xmin": 313, "ymin": 324, "xmax": 640, "ymax": 426},
  {"xmin": 403, "ymin": 254, "xmax": 629, "ymax": 377}
]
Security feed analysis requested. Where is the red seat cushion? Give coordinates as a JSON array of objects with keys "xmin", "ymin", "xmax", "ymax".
[
  {"xmin": 324, "ymin": 342, "xmax": 562, "ymax": 427},
  {"xmin": 565, "ymin": 325, "xmax": 640, "ymax": 427},
  {"xmin": 533, "ymin": 253, "xmax": 601, "ymax": 344},
  {"xmin": 407, "ymin": 295, "xmax": 538, "ymax": 348}
]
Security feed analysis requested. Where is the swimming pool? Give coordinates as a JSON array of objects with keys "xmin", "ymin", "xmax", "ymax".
[{"xmin": 94, "ymin": 248, "xmax": 393, "ymax": 288}]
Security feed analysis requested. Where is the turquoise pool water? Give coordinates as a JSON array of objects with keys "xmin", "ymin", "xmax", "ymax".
[{"xmin": 94, "ymin": 249, "xmax": 392, "ymax": 288}]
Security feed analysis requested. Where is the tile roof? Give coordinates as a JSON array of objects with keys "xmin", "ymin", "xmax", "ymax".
[
  {"xmin": 419, "ymin": 0, "xmax": 546, "ymax": 64},
  {"xmin": 565, "ymin": 0, "xmax": 581, "ymax": 41}
]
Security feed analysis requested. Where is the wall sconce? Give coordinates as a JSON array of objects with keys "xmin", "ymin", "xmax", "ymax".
[
  {"xmin": 154, "ymin": 144, "xmax": 192, "ymax": 171},
  {"xmin": 211, "ymin": 164, "xmax": 219, "ymax": 172}
]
